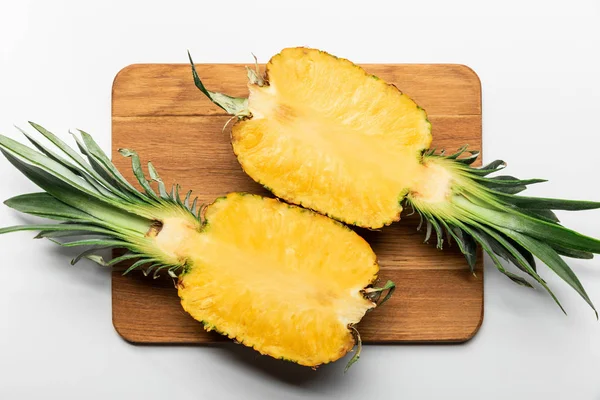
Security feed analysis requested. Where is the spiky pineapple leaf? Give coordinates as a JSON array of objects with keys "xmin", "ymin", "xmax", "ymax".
[
  {"xmin": 365, "ymin": 280, "xmax": 396, "ymax": 306},
  {"xmin": 501, "ymin": 229, "xmax": 598, "ymax": 318},
  {"xmin": 0, "ymin": 223, "xmax": 108, "ymax": 235},
  {"xmin": 24, "ymin": 123, "xmax": 128, "ymax": 202},
  {"xmin": 468, "ymin": 226, "xmax": 536, "ymax": 277},
  {"xmin": 77, "ymin": 130, "xmax": 146, "ymax": 202},
  {"xmin": 445, "ymin": 145, "xmax": 468, "ymax": 159},
  {"xmin": 424, "ymin": 219, "xmax": 432, "ymax": 243},
  {"xmin": 508, "ymin": 237, "xmax": 537, "ymax": 272},
  {"xmin": 0, "ymin": 138, "xmax": 150, "ymax": 224},
  {"xmin": 497, "ymin": 192, "xmax": 600, "ymax": 211},
  {"xmin": 188, "ymin": 51, "xmax": 250, "ymax": 116},
  {"xmin": 469, "ymin": 160, "xmax": 506, "ymax": 176},
  {"xmin": 81, "ymin": 254, "xmax": 112, "ymax": 266},
  {"xmin": 455, "ymin": 197, "xmax": 600, "ymax": 253},
  {"xmin": 105, "ymin": 252, "xmax": 141, "ymax": 267},
  {"xmin": 1, "ymin": 150, "xmax": 152, "ymax": 231},
  {"xmin": 29, "ymin": 123, "xmax": 104, "ymax": 180},
  {"xmin": 551, "ymin": 244, "xmax": 594, "ymax": 260},
  {"xmin": 515, "ymin": 208, "xmax": 560, "ymax": 224},
  {"xmin": 70, "ymin": 132, "xmax": 141, "ymax": 203},
  {"xmin": 473, "ymin": 175, "xmax": 547, "ymax": 187},
  {"xmin": 4, "ymin": 193, "xmax": 93, "ymax": 221},
  {"xmin": 191, "ymin": 197, "xmax": 198, "ymax": 215},
  {"xmin": 344, "ymin": 327, "xmax": 362, "ymax": 373},
  {"xmin": 123, "ymin": 257, "xmax": 160, "ymax": 275},
  {"xmin": 148, "ymin": 161, "xmax": 169, "ymax": 199},
  {"xmin": 451, "ymin": 226, "xmax": 477, "ymax": 272},
  {"xmin": 184, "ymin": 190, "xmax": 192, "ymax": 209},
  {"xmin": 454, "ymin": 151, "xmax": 480, "ymax": 165},
  {"xmin": 466, "ymin": 227, "xmax": 534, "ymax": 288},
  {"xmin": 118, "ymin": 148, "xmax": 159, "ymax": 200},
  {"xmin": 20, "ymin": 129, "xmax": 80, "ymax": 175},
  {"xmin": 48, "ymin": 238, "xmax": 132, "ymax": 248},
  {"xmin": 71, "ymin": 246, "xmax": 113, "ymax": 265},
  {"xmin": 0, "ymin": 135, "xmax": 99, "ymax": 196},
  {"xmin": 428, "ymin": 216, "xmax": 444, "ymax": 249},
  {"xmin": 36, "ymin": 230, "xmax": 112, "ymax": 239},
  {"xmin": 467, "ymin": 221, "xmax": 566, "ymax": 313}
]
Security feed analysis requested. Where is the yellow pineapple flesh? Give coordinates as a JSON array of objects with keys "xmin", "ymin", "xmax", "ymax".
[
  {"xmin": 232, "ymin": 48, "xmax": 432, "ymax": 228},
  {"xmin": 178, "ymin": 193, "xmax": 378, "ymax": 366}
]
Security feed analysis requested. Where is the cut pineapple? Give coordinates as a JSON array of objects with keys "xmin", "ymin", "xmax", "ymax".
[
  {"xmin": 0, "ymin": 123, "xmax": 391, "ymax": 367},
  {"xmin": 190, "ymin": 47, "xmax": 600, "ymax": 315},
  {"xmin": 180, "ymin": 193, "xmax": 377, "ymax": 366},
  {"xmin": 234, "ymin": 49, "xmax": 431, "ymax": 227}
]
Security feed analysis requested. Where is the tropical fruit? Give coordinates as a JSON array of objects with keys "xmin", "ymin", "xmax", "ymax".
[
  {"xmin": 0, "ymin": 123, "xmax": 395, "ymax": 368},
  {"xmin": 190, "ymin": 47, "xmax": 600, "ymax": 315}
]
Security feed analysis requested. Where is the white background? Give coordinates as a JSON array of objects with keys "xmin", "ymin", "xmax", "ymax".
[{"xmin": 0, "ymin": 0, "xmax": 599, "ymax": 399}]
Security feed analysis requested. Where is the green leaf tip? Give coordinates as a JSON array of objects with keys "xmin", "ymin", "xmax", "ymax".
[
  {"xmin": 344, "ymin": 326, "xmax": 362, "ymax": 373},
  {"xmin": 365, "ymin": 280, "xmax": 396, "ymax": 307},
  {"xmin": 188, "ymin": 51, "xmax": 251, "ymax": 117}
]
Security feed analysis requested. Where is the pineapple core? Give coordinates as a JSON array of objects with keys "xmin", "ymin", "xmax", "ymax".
[
  {"xmin": 177, "ymin": 193, "xmax": 378, "ymax": 366},
  {"xmin": 410, "ymin": 161, "xmax": 454, "ymax": 204}
]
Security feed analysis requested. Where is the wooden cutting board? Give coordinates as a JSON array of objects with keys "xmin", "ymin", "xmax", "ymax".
[{"xmin": 111, "ymin": 63, "xmax": 483, "ymax": 344}]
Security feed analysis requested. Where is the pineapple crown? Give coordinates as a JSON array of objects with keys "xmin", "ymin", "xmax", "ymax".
[
  {"xmin": 0, "ymin": 122, "xmax": 203, "ymax": 279},
  {"xmin": 409, "ymin": 146, "xmax": 600, "ymax": 318}
]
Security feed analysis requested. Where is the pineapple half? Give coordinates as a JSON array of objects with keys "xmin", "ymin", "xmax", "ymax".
[
  {"xmin": 0, "ymin": 123, "xmax": 395, "ymax": 368},
  {"xmin": 190, "ymin": 47, "xmax": 600, "ymax": 315}
]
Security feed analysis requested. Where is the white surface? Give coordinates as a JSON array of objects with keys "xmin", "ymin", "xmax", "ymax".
[{"xmin": 0, "ymin": 0, "xmax": 599, "ymax": 398}]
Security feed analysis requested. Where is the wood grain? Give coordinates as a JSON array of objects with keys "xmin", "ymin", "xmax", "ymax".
[{"xmin": 111, "ymin": 63, "xmax": 483, "ymax": 344}]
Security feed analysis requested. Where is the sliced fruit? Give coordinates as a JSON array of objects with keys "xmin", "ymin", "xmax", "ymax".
[
  {"xmin": 0, "ymin": 123, "xmax": 392, "ymax": 367},
  {"xmin": 180, "ymin": 193, "xmax": 378, "ymax": 366},
  {"xmin": 190, "ymin": 47, "xmax": 600, "ymax": 315}
]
